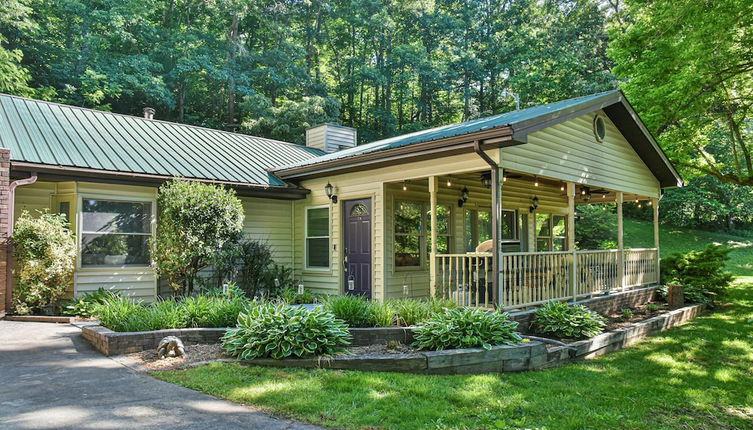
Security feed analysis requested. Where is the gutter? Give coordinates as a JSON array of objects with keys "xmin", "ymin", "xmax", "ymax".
[
  {"xmin": 473, "ymin": 141, "xmax": 501, "ymax": 306},
  {"xmin": 5, "ymin": 173, "xmax": 37, "ymax": 314}
]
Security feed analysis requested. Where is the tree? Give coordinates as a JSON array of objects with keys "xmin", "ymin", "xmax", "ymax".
[
  {"xmin": 151, "ymin": 179, "xmax": 244, "ymax": 296},
  {"xmin": 609, "ymin": 0, "xmax": 753, "ymax": 185},
  {"xmin": 12, "ymin": 211, "xmax": 76, "ymax": 314},
  {"xmin": 575, "ymin": 204, "xmax": 617, "ymax": 250},
  {"xmin": 0, "ymin": 0, "xmax": 34, "ymax": 94}
]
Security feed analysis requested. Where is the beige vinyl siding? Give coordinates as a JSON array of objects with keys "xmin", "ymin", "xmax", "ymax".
[
  {"xmin": 502, "ymin": 110, "xmax": 661, "ymax": 197},
  {"xmin": 240, "ymin": 197, "xmax": 294, "ymax": 266},
  {"xmin": 13, "ymin": 181, "xmax": 55, "ymax": 220}
]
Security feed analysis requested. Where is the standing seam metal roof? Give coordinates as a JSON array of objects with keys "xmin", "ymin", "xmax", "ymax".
[{"xmin": 0, "ymin": 93, "xmax": 324, "ymax": 186}]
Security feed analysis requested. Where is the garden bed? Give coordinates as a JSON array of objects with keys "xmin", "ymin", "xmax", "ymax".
[{"xmin": 109, "ymin": 302, "xmax": 706, "ymax": 374}]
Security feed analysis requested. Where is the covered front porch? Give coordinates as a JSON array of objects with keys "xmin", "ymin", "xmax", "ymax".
[{"xmin": 385, "ymin": 169, "xmax": 660, "ymax": 310}]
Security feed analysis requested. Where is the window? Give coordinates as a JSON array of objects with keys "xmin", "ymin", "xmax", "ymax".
[
  {"xmin": 80, "ymin": 199, "xmax": 152, "ymax": 267},
  {"xmin": 593, "ymin": 115, "xmax": 606, "ymax": 142},
  {"xmin": 395, "ymin": 201, "xmax": 423, "ymax": 267},
  {"xmin": 536, "ymin": 214, "xmax": 567, "ymax": 251},
  {"xmin": 465, "ymin": 209, "xmax": 518, "ymax": 252},
  {"xmin": 427, "ymin": 205, "xmax": 451, "ymax": 260},
  {"xmin": 306, "ymin": 207, "xmax": 330, "ymax": 268}
]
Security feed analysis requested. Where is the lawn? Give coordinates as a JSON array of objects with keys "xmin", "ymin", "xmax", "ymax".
[
  {"xmin": 623, "ymin": 218, "xmax": 753, "ymax": 277},
  {"xmin": 155, "ymin": 280, "xmax": 753, "ymax": 429}
]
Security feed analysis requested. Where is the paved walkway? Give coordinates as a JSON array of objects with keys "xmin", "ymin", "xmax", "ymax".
[{"xmin": 0, "ymin": 321, "xmax": 321, "ymax": 430}]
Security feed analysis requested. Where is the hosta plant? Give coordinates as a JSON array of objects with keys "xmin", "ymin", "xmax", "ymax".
[
  {"xmin": 62, "ymin": 288, "xmax": 121, "ymax": 317},
  {"xmin": 221, "ymin": 302, "xmax": 351, "ymax": 360},
  {"xmin": 412, "ymin": 308, "xmax": 521, "ymax": 351},
  {"xmin": 530, "ymin": 301, "xmax": 607, "ymax": 339}
]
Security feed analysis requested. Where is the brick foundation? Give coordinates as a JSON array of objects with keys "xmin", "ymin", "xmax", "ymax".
[{"xmin": 0, "ymin": 148, "xmax": 10, "ymax": 316}]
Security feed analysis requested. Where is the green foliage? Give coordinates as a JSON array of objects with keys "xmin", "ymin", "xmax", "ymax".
[
  {"xmin": 660, "ymin": 244, "xmax": 734, "ymax": 304},
  {"xmin": 575, "ymin": 204, "xmax": 617, "ymax": 250},
  {"xmin": 61, "ymin": 288, "xmax": 121, "ymax": 317},
  {"xmin": 646, "ymin": 303, "xmax": 662, "ymax": 312},
  {"xmin": 530, "ymin": 301, "xmax": 607, "ymax": 339},
  {"xmin": 281, "ymin": 288, "xmax": 317, "ymax": 305},
  {"xmin": 659, "ymin": 177, "xmax": 753, "ymax": 232},
  {"xmin": 242, "ymin": 95, "xmax": 341, "ymax": 145},
  {"xmin": 151, "ymin": 179, "xmax": 244, "ymax": 296},
  {"xmin": 221, "ymin": 302, "xmax": 351, "ymax": 360},
  {"xmin": 389, "ymin": 297, "xmax": 458, "ymax": 326},
  {"xmin": 324, "ymin": 295, "xmax": 372, "ymax": 327},
  {"xmin": 620, "ymin": 308, "xmax": 634, "ymax": 320},
  {"xmin": 609, "ymin": 0, "xmax": 753, "ymax": 186},
  {"xmin": 368, "ymin": 301, "xmax": 396, "ymax": 327},
  {"xmin": 231, "ymin": 240, "xmax": 294, "ymax": 299},
  {"xmin": 92, "ymin": 294, "xmax": 249, "ymax": 332},
  {"xmin": 12, "ymin": 211, "xmax": 76, "ymax": 315},
  {"xmin": 413, "ymin": 308, "xmax": 521, "ymax": 351}
]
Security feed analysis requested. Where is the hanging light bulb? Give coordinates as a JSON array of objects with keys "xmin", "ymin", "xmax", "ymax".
[
  {"xmin": 560, "ymin": 184, "xmax": 565, "ymax": 192},
  {"xmin": 648, "ymin": 200, "xmax": 652, "ymax": 206},
  {"xmin": 534, "ymin": 177, "xmax": 539, "ymax": 187},
  {"xmin": 602, "ymin": 194, "xmax": 606, "ymax": 199},
  {"xmin": 503, "ymin": 175, "xmax": 507, "ymax": 182},
  {"xmin": 446, "ymin": 177, "xmax": 452, "ymax": 187},
  {"xmin": 638, "ymin": 202, "xmax": 643, "ymax": 208},
  {"xmin": 581, "ymin": 188, "xmax": 586, "ymax": 195},
  {"xmin": 402, "ymin": 181, "xmax": 408, "ymax": 191}
]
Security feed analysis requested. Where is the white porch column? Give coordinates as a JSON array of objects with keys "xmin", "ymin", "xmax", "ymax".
[
  {"xmin": 567, "ymin": 182, "xmax": 577, "ymax": 301},
  {"xmin": 652, "ymin": 196, "xmax": 660, "ymax": 284},
  {"xmin": 617, "ymin": 191, "xmax": 625, "ymax": 291},
  {"xmin": 493, "ymin": 166, "xmax": 504, "ymax": 307},
  {"xmin": 429, "ymin": 176, "xmax": 438, "ymax": 298}
]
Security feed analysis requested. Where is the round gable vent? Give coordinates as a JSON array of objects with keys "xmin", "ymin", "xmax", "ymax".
[{"xmin": 593, "ymin": 115, "xmax": 606, "ymax": 142}]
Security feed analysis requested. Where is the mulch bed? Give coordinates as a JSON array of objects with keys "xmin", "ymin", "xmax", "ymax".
[
  {"xmin": 341, "ymin": 342, "xmax": 419, "ymax": 355},
  {"xmin": 603, "ymin": 302, "xmax": 669, "ymax": 330},
  {"xmin": 122, "ymin": 344, "xmax": 228, "ymax": 372}
]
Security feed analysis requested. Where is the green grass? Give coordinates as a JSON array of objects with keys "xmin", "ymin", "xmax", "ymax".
[
  {"xmin": 624, "ymin": 219, "xmax": 753, "ymax": 276},
  {"xmin": 155, "ymin": 280, "xmax": 753, "ymax": 429}
]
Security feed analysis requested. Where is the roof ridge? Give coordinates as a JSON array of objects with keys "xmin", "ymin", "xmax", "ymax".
[{"xmin": 0, "ymin": 92, "xmax": 312, "ymax": 151}]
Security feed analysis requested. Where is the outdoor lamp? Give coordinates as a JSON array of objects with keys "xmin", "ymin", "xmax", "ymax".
[
  {"xmin": 458, "ymin": 187, "xmax": 469, "ymax": 207},
  {"xmin": 480, "ymin": 172, "xmax": 492, "ymax": 188},
  {"xmin": 325, "ymin": 182, "xmax": 337, "ymax": 203},
  {"xmin": 529, "ymin": 195, "xmax": 539, "ymax": 213}
]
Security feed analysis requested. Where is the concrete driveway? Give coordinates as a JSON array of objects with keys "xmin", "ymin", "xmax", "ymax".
[{"xmin": 0, "ymin": 321, "xmax": 321, "ymax": 430}]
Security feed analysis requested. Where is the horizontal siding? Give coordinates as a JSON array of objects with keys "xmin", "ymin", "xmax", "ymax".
[
  {"xmin": 503, "ymin": 110, "xmax": 661, "ymax": 197},
  {"xmin": 13, "ymin": 181, "xmax": 55, "ymax": 220},
  {"xmin": 241, "ymin": 197, "xmax": 294, "ymax": 266}
]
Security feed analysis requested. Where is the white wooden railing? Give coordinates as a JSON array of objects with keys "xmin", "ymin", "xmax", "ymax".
[{"xmin": 435, "ymin": 248, "xmax": 659, "ymax": 310}]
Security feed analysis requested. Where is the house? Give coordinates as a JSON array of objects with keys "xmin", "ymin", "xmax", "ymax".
[{"xmin": 0, "ymin": 90, "xmax": 682, "ymax": 315}]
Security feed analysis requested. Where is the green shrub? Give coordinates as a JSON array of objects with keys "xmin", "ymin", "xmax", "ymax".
[
  {"xmin": 12, "ymin": 211, "xmax": 76, "ymax": 314},
  {"xmin": 660, "ymin": 244, "xmax": 734, "ymax": 304},
  {"xmin": 412, "ymin": 308, "xmax": 521, "ymax": 351},
  {"xmin": 231, "ymin": 241, "xmax": 294, "ymax": 299},
  {"xmin": 182, "ymin": 295, "xmax": 247, "ymax": 328},
  {"xmin": 368, "ymin": 301, "xmax": 396, "ymax": 327},
  {"xmin": 62, "ymin": 288, "xmax": 121, "ymax": 317},
  {"xmin": 646, "ymin": 303, "xmax": 662, "ymax": 312},
  {"xmin": 324, "ymin": 294, "xmax": 372, "ymax": 327},
  {"xmin": 92, "ymin": 296, "xmax": 153, "ymax": 332},
  {"xmin": 147, "ymin": 299, "xmax": 187, "ymax": 329},
  {"xmin": 221, "ymin": 302, "xmax": 351, "ymax": 359},
  {"xmin": 620, "ymin": 308, "xmax": 634, "ymax": 320},
  {"xmin": 530, "ymin": 301, "xmax": 607, "ymax": 339},
  {"xmin": 281, "ymin": 287, "xmax": 317, "ymax": 304},
  {"xmin": 151, "ymin": 179, "xmax": 244, "ymax": 296},
  {"xmin": 389, "ymin": 297, "xmax": 457, "ymax": 326}
]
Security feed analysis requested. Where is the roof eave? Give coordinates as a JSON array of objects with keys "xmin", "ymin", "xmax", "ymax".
[
  {"xmin": 273, "ymin": 126, "xmax": 518, "ymax": 180},
  {"xmin": 10, "ymin": 162, "xmax": 311, "ymax": 199}
]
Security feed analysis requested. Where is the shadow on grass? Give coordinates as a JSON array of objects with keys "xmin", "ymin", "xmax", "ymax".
[{"xmin": 156, "ymin": 284, "xmax": 753, "ymax": 430}]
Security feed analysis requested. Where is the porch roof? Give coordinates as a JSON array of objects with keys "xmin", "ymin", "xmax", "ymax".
[{"xmin": 273, "ymin": 90, "xmax": 683, "ymax": 189}]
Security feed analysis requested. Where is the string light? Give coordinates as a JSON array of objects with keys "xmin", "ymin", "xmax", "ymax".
[
  {"xmin": 602, "ymin": 194, "xmax": 606, "ymax": 199},
  {"xmin": 534, "ymin": 177, "xmax": 539, "ymax": 187},
  {"xmin": 581, "ymin": 188, "xmax": 586, "ymax": 195},
  {"xmin": 560, "ymin": 184, "xmax": 565, "ymax": 192},
  {"xmin": 402, "ymin": 181, "xmax": 408, "ymax": 191},
  {"xmin": 503, "ymin": 175, "xmax": 507, "ymax": 182},
  {"xmin": 446, "ymin": 177, "xmax": 452, "ymax": 187},
  {"xmin": 648, "ymin": 201, "xmax": 652, "ymax": 206}
]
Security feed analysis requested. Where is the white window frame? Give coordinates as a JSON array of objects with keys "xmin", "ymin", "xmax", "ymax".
[
  {"xmin": 305, "ymin": 205, "xmax": 331, "ymax": 270},
  {"xmin": 535, "ymin": 213, "xmax": 568, "ymax": 252},
  {"xmin": 77, "ymin": 194, "xmax": 156, "ymax": 270}
]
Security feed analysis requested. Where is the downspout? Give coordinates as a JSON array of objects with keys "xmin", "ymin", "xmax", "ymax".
[
  {"xmin": 473, "ymin": 141, "xmax": 501, "ymax": 307},
  {"xmin": 5, "ymin": 173, "xmax": 37, "ymax": 313}
]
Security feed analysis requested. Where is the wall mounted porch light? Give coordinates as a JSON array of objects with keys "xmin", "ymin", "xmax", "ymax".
[
  {"xmin": 458, "ymin": 187, "xmax": 469, "ymax": 207},
  {"xmin": 480, "ymin": 172, "xmax": 492, "ymax": 188},
  {"xmin": 325, "ymin": 182, "xmax": 337, "ymax": 204},
  {"xmin": 529, "ymin": 195, "xmax": 539, "ymax": 213}
]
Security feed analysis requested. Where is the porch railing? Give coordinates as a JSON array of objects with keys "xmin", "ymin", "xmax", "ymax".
[{"xmin": 435, "ymin": 248, "xmax": 659, "ymax": 310}]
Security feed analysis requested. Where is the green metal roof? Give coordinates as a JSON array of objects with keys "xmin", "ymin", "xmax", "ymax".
[
  {"xmin": 274, "ymin": 90, "xmax": 621, "ymax": 171},
  {"xmin": 0, "ymin": 93, "xmax": 324, "ymax": 186}
]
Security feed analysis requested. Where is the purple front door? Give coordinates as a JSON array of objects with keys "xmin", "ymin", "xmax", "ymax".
[{"xmin": 343, "ymin": 198, "xmax": 372, "ymax": 298}]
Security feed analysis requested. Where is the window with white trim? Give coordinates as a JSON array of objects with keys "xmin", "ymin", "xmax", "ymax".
[
  {"xmin": 536, "ymin": 214, "xmax": 567, "ymax": 251},
  {"xmin": 80, "ymin": 199, "xmax": 152, "ymax": 267},
  {"xmin": 306, "ymin": 206, "xmax": 330, "ymax": 268}
]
